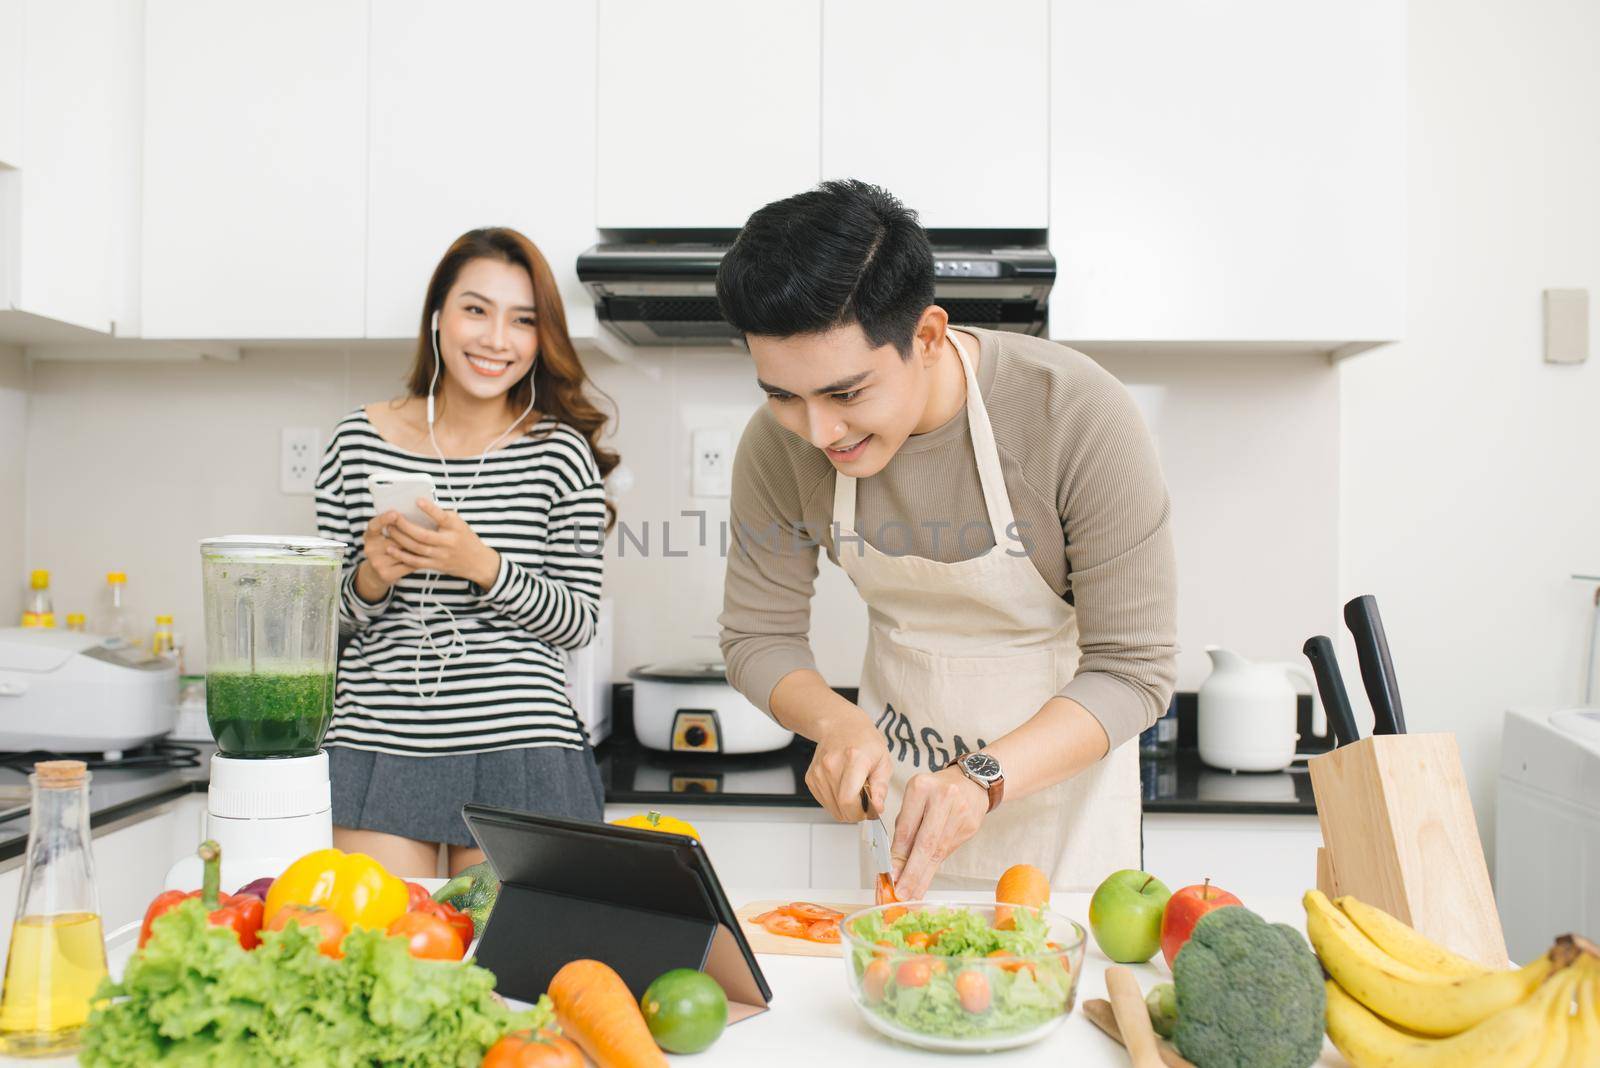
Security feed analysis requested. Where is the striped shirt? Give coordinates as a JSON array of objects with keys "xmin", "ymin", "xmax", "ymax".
[{"xmin": 314, "ymin": 409, "xmax": 606, "ymax": 756}]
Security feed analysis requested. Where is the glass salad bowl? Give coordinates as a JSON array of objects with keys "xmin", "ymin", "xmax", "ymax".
[{"xmin": 839, "ymin": 900, "xmax": 1086, "ymax": 1053}]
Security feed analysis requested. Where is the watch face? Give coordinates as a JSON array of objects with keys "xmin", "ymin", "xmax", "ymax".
[{"xmin": 962, "ymin": 753, "xmax": 1001, "ymax": 782}]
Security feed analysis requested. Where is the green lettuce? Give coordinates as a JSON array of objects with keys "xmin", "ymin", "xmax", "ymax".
[
  {"xmin": 82, "ymin": 899, "xmax": 551, "ymax": 1067},
  {"xmin": 847, "ymin": 905, "xmax": 1076, "ymax": 1041}
]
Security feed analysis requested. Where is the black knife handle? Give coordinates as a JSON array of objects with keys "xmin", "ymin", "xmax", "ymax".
[
  {"xmin": 1303, "ymin": 636, "xmax": 1360, "ymax": 747},
  {"xmin": 1344, "ymin": 595, "xmax": 1408, "ymax": 735}
]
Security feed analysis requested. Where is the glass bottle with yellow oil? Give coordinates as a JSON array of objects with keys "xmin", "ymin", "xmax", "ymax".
[{"xmin": 0, "ymin": 760, "xmax": 107, "ymax": 1057}]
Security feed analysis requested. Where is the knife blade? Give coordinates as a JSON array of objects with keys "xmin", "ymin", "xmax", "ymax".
[
  {"xmin": 1303, "ymin": 635, "xmax": 1360, "ymax": 747},
  {"xmin": 860, "ymin": 785, "xmax": 892, "ymax": 877},
  {"xmin": 1343, "ymin": 595, "xmax": 1408, "ymax": 735}
]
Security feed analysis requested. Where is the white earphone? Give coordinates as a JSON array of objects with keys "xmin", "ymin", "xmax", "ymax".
[{"xmin": 399, "ymin": 306, "xmax": 539, "ymax": 700}]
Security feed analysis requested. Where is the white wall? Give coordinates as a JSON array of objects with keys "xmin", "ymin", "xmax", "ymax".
[
  {"xmin": 1340, "ymin": 0, "xmax": 1600, "ymax": 863},
  {"xmin": 21, "ymin": 343, "xmax": 1341, "ymax": 690},
  {"xmin": 0, "ymin": 344, "xmax": 25, "ymax": 626}
]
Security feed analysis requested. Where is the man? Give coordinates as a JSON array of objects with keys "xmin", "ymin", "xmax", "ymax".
[{"xmin": 717, "ymin": 180, "xmax": 1177, "ymax": 898}]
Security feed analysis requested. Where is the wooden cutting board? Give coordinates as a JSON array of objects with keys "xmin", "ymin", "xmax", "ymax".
[{"xmin": 734, "ymin": 899, "xmax": 866, "ymax": 958}]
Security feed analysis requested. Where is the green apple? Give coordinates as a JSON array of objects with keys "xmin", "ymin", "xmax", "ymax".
[{"xmin": 1088, "ymin": 869, "xmax": 1172, "ymax": 963}]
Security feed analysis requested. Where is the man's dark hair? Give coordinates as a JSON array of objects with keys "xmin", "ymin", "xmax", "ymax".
[{"xmin": 716, "ymin": 179, "xmax": 935, "ymax": 357}]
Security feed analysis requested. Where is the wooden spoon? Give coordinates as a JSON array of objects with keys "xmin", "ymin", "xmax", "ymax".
[{"xmin": 1105, "ymin": 966, "xmax": 1169, "ymax": 1068}]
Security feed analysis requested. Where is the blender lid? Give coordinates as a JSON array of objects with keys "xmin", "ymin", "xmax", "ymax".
[{"xmin": 200, "ymin": 535, "xmax": 347, "ymax": 556}]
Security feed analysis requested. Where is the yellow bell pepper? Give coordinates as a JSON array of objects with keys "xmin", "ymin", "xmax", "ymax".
[
  {"xmin": 263, "ymin": 848, "xmax": 408, "ymax": 930},
  {"xmin": 609, "ymin": 809, "xmax": 699, "ymax": 839}
]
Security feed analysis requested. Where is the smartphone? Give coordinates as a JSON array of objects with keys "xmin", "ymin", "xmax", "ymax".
[{"xmin": 367, "ymin": 473, "xmax": 440, "ymax": 531}]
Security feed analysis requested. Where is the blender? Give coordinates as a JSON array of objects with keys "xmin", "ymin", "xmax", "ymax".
[{"xmin": 165, "ymin": 535, "xmax": 346, "ymax": 891}]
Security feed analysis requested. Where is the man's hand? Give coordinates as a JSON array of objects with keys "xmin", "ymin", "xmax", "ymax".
[
  {"xmin": 890, "ymin": 766, "xmax": 990, "ymax": 899},
  {"xmin": 804, "ymin": 708, "xmax": 892, "ymax": 824}
]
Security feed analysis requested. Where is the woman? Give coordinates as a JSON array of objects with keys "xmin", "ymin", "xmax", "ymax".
[{"xmin": 314, "ymin": 227, "xmax": 617, "ymax": 878}]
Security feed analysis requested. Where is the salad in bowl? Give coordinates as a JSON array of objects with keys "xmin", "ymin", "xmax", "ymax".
[{"xmin": 840, "ymin": 900, "xmax": 1085, "ymax": 1052}]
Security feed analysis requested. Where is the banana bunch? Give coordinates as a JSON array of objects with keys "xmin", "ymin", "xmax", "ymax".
[{"xmin": 1304, "ymin": 889, "xmax": 1599, "ymax": 1067}]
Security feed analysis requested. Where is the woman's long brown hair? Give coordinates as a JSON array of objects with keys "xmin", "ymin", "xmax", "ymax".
[{"xmin": 406, "ymin": 227, "xmax": 619, "ymax": 529}]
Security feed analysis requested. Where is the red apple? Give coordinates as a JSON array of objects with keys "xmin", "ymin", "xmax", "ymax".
[{"xmin": 1160, "ymin": 879, "xmax": 1243, "ymax": 970}]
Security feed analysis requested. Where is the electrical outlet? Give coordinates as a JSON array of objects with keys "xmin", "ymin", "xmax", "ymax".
[
  {"xmin": 690, "ymin": 428, "xmax": 732, "ymax": 498},
  {"xmin": 280, "ymin": 427, "xmax": 320, "ymax": 495}
]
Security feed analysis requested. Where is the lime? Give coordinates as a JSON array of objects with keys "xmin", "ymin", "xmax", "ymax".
[{"xmin": 640, "ymin": 968, "xmax": 728, "ymax": 1054}]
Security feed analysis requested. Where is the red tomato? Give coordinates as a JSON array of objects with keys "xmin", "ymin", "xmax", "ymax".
[
  {"xmin": 780, "ymin": 902, "xmax": 844, "ymax": 923},
  {"xmin": 905, "ymin": 931, "xmax": 933, "ymax": 950},
  {"xmin": 882, "ymin": 906, "xmax": 908, "ymax": 924},
  {"xmin": 875, "ymin": 872, "xmax": 901, "ymax": 906},
  {"xmin": 268, "ymin": 904, "xmax": 349, "ymax": 959},
  {"xmin": 481, "ymin": 1029, "xmax": 583, "ymax": 1068},
  {"xmin": 387, "ymin": 910, "xmax": 466, "ymax": 960},
  {"xmin": 413, "ymin": 899, "xmax": 475, "ymax": 949},
  {"xmin": 1161, "ymin": 880, "xmax": 1243, "ymax": 971},
  {"xmin": 405, "ymin": 881, "xmax": 433, "ymax": 911},
  {"xmin": 862, "ymin": 958, "xmax": 892, "ymax": 1004},
  {"xmin": 987, "ymin": 949, "xmax": 1036, "ymax": 976},
  {"xmin": 896, "ymin": 957, "xmax": 932, "ymax": 987},
  {"xmin": 956, "ymin": 969, "xmax": 991, "ymax": 1014},
  {"xmin": 761, "ymin": 913, "xmax": 809, "ymax": 939}
]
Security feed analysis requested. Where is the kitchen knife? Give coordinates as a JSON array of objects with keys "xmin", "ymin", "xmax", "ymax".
[
  {"xmin": 1343, "ymin": 595, "xmax": 1408, "ymax": 735},
  {"xmin": 1302, "ymin": 635, "xmax": 1361, "ymax": 747},
  {"xmin": 860, "ymin": 785, "xmax": 892, "ymax": 879}
]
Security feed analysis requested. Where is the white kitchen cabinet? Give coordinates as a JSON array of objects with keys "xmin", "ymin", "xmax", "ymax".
[
  {"xmin": 603, "ymin": 804, "xmax": 815, "ymax": 888},
  {"xmin": 0, "ymin": 0, "xmax": 20, "ymax": 169},
  {"xmin": 1049, "ymin": 0, "xmax": 1404, "ymax": 347},
  {"xmin": 366, "ymin": 0, "xmax": 599, "ymax": 340},
  {"xmin": 822, "ymin": 0, "xmax": 1049, "ymax": 229},
  {"xmin": 0, "ymin": 0, "xmax": 140, "ymax": 335},
  {"xmin": 810, "ymin": 821, "xmax": 861, "ymax": 890},
  {"xmin": 141, "ymin": 0, "xmax": 367, "ymax": 339},
  {"xmin": 596, "ymin": 0, "xmax": 820, "ymax": 228},
  {"xmin": 1142, "ymin": 812, "xmax": 1322, "ymax": 902}
]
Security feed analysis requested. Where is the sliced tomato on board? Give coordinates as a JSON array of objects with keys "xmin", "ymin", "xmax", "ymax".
[
  {"xmin": 805, "ymin": 919, "xmax": 841, "ymax": 943},
  {"xmin": 780, "ymin": 902, "xmax": 844, "ymax": 923},
  {"xmin": 761, "ymin": 913, "xmax": 809, "ymax": 938}
]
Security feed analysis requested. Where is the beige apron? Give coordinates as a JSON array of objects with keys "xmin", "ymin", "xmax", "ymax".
[{"xmin": 838, "ymin": 331, "xmax": 1140, "ymax": 892}]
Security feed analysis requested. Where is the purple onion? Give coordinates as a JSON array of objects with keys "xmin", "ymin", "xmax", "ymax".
[{"xmin": 235, "ymin": 877, "xmax": 275, "ymax": 901}]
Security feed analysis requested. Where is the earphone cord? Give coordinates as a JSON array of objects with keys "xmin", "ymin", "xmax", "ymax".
[{"xmin": 409, "ymin": 313, "xmax": 537, "ymax": 701}]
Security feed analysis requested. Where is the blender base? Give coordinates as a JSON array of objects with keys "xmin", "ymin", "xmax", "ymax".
[{"xmin": 164, "ymin": 750, "xmax": 334, "ymax": 891}]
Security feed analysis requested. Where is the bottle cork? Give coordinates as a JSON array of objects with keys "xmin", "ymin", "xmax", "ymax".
[{"xmin": 34, "ymin": 760, "xmax": 88, "ymax": 786}]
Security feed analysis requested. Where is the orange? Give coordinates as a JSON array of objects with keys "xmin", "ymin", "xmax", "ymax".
[{"xmin": 995, "ymin": 863, "xmax": 1051, "ymax": 929}]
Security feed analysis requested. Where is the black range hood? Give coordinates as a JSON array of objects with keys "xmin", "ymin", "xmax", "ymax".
[{"xmin": 577, "ymin": 239, "xmax": 1055, "ymax": 348}]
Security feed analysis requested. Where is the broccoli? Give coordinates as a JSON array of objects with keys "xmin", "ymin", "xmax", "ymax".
[{"xmin": 1171, "ymin": 905, "xmax": 1326, "ymax": 1068}]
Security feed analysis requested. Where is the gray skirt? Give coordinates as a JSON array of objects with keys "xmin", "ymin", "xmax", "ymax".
[{"xmin": 329, "ymin": 743, "xmax": 605, "ymax": 847}]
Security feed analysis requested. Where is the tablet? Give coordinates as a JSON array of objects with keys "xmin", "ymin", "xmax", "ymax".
[{"xmin": 461, "ymin": 804, "xmax": 771, "ymax": 1021}]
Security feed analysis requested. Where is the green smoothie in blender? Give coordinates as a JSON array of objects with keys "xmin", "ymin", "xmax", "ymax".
[
  {"xmin": 200, "ymin": 537, "xmax": 345, "ymax": 759},
  {"xmin": 205, "ymin": 667, "xmax": 335, "ymax": 757}
]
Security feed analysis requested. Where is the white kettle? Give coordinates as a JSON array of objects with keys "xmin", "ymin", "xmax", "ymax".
[{"xmin": 1198, "ymin": 646, "xmax": 1314, "ymax": 772}]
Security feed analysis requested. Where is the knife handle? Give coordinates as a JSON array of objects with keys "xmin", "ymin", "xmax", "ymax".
[
  {"xmin": 1344, "ymin": 595, "xmax": 1407, "ymax": 735},
  {"xmin": 1303, "ymin": 636, "xmax": 1360, "ymax": 747}
]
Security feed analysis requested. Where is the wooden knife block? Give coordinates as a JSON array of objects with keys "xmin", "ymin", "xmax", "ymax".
[{"xmin": 1308, "ymin": 733, "xmax": 1509, "ymax": 968}]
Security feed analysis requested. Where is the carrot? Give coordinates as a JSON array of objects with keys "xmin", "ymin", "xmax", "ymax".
[{"xmin": 547, "ymin": 959, "xmax": 668, "ymax": 1068}]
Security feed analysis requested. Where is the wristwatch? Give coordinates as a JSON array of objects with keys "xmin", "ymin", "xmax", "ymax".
[{"xmin": 957, "ymin": 752, "xmax": 1005, "ymax": 812}]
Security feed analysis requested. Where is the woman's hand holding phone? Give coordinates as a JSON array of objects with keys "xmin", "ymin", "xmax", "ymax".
[
  {"xmin": 382, "ymin": 500, "xmax": 502, "ymax": 589},
  {"xmin": 356, "ymin": 510, "xmax": 416, "ymax": 600}
]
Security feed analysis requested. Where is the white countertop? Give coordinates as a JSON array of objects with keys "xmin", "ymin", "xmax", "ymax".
[
  {"xmin": 701, "ymin": 889, "xmax": 1346, "ymax": 1067},
  {"xmin": 15, "ymin": 888, "xmax": 1348, "ymax": 1066}
]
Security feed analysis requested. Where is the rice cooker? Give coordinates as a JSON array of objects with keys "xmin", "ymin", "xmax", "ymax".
[{"xmin": 628, "ymin": 661, "xmax": 794, "ymax": 755}]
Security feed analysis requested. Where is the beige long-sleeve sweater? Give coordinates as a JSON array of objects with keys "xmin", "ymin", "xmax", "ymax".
[{"xmin": 718, "ymin": 327, "xmax": 1178, "ymax": 750}]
